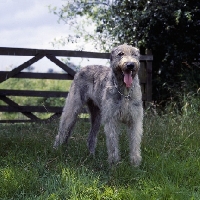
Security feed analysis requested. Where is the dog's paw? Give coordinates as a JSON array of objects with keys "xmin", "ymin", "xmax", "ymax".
[{"xmin": 130, "ymin": 155, "xmax": 142, "ymax": 167}]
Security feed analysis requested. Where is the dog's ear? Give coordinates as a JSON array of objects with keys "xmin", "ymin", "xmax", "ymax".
[
  {"xmin": 110, "ymin": 47, "xmax": 117, "ymax": 62},
  {"xmin": 133, "ymin": 47, "xmax": 140, "ymax": 55},
  {"xmin": 110, "ymin": 52, "xmax": 113, "ymax": 62},
  {"xmin": 110, "ymin": 49, "xmax": 115, "ymax": 62}
]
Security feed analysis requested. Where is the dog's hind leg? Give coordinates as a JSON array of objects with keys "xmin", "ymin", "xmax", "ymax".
[
  {"xmin": 87, "ymin": 99, "xmax": 101, "ymax": 155},
  {"xmin": 53, "ymin": 86, "xmax": 84, "ymax": 149}
]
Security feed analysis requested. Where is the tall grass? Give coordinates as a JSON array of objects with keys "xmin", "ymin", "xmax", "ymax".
[{"xmin": 0, "ymin": 93, "xmax": 200, "ymax": 199}]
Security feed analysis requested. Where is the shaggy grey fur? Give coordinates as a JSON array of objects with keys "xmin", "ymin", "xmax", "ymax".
[{"xmin": 54, "ymin": 44, "xmax": 143, "ymax": 166}]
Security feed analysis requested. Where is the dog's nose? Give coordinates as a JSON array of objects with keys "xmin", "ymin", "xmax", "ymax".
[{"xmin": 126, "ymin": 62, "xmax": 135, "ymax": 70}]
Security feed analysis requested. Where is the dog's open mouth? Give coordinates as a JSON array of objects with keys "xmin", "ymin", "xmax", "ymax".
[{"xmin": 123, "ymin": 71, "xmax": 133, "ymax": 88}]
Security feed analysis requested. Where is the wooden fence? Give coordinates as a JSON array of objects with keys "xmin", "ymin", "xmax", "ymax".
[{"xmin": 0, "ymin": 47, "xmax": 153, "ymax": 123}]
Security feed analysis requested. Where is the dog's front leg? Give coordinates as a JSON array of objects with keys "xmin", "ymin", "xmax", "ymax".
[
  {"xmin": 128, "ymin": 118, "xmax": 143, "ymax": 167},
  {"xmin": 104, "ymin": 119, "xmax": 120, "ymax": 165}
]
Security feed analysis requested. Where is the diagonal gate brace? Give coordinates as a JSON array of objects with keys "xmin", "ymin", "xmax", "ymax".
[
  {"xmin": 0, "ymin": 54, "xmax": 45, "ymax": 83},
  {"xmin": 0, "ymin": 96, "xmax": 39, "ymax": 121}
]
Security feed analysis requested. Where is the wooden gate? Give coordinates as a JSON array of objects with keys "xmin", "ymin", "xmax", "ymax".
[{"xmin": 0, "ymin": 47, "xmax": 153, "ymax": 123}]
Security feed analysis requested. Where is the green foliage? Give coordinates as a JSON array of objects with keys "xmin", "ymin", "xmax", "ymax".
[
  {"xmin": 50, "ymin": 0, "xmax": 200, "ymax": 103},
  {"xmin": 0, "ymin": 95, "xmax": 200, "ymax": 199},
  {"xmin": 134, "ymin": 1, "xmax": 200, "ymax": 102}
]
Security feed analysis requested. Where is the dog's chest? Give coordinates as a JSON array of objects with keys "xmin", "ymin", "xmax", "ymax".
[{"xmin": 116, "ymin": 99, "xmax": 133, "ymax": 123}]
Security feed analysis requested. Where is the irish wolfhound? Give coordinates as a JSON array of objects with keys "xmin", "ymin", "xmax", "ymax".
[{"xmin": 54, "ymin": 44, "xmax": 143, "ymax": 166}]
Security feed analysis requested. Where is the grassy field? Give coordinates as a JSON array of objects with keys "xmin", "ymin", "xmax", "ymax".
[{"xmin": 0, "ymin": 96, "xmax": 200, "ymax": 200}]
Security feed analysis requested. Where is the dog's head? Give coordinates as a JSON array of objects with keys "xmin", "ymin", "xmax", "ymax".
[{"xmin": 110, "ymin": 44, "xmax": 140, "ymax": 88}]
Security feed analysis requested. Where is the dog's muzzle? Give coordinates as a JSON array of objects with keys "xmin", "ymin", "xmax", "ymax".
[
  {"xmin": 126, "ymin": 62, "xmax": 136, "ymax": 71},
  {"xmin": 123, "ymin": 62, "xmax": 138, "ymax": 88}
]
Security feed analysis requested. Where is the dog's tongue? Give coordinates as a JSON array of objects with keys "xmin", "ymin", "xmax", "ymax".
[{"xmin": 124, "ymin": 72, "xmax": 133, "ymax": 88}]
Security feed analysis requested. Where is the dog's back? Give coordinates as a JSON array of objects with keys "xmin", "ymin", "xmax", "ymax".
[{"xmin": 71, "ymin": 65, "xmax": 112, "ymax": 106}]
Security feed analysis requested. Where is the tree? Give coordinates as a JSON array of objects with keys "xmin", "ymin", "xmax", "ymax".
[
  {"xmin": 134, "ymin": 1, "xmax": 200, "ymax": 102},
  {"xmin": 50, "ymin": 0, "xmax": 200, "ymax": 103}
]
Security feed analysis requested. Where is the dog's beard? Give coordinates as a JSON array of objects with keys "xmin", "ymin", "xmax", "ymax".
[{"xmin": 123, "ymin": 71, "xmax": 133, "ymax": 88}]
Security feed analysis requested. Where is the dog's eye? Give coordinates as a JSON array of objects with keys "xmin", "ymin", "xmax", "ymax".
[
  {"xmin": 118, "ymin": 52, "xmax": 124, "ymax": 56},
  {"xmin": 132, "ymin": 52, "xmax": 138, "ymax": 57}
]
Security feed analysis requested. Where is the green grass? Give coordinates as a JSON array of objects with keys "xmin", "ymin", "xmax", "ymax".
[{"xmin": 0, "ymin": 103, "xmax": 200, "ymax": 199}]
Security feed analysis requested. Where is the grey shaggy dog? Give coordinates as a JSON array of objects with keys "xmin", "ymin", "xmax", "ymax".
[{"xmin": 54, "ymin": 44, "xmax": 143, "ymax": 166}]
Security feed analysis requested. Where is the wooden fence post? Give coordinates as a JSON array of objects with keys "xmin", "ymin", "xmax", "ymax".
[{"xmin": 146, "ymin": 49, "xmax": 153, "ymax": 106}]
